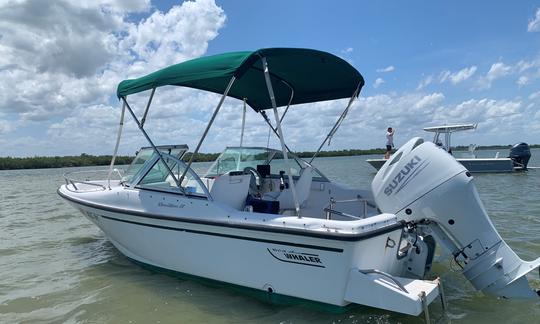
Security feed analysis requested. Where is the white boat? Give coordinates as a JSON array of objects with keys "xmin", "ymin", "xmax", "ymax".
[
  {"xmin": 58, "ymin": 49, "xmax": 540, "ymax": 320},
  {"xmin": 367, "ymin": 123, "xmax": 531, "ymax": 172}
]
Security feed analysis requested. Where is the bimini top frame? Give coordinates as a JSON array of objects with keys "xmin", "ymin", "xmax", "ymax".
[
  {"xmin": 110, "ymin": 48, "xmax": 365, "ymax": 216},
  {"xmin": 423, "ymin": 123, "xmax": 478, "ymax": 152}
]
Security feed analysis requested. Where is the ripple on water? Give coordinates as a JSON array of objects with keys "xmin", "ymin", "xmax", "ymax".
[
  {"xmin": 45, "ymin": 212, "xmax": 76, "ymax": 222},
  {"xmin": 0, "ymin": 286, "xmax": 107, "ymax": 323},
  {"xmin": 64, "ymin": 235, "xmax": 102, "ymax": 246},
  {"xmin": 0, "ymin": 248, "xmax": 20, "ymax": 257}
]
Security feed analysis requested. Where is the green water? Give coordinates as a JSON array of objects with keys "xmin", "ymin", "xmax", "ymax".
[{"xmin": 1, "ymin": 150, "xmax": 539, "ymax": 323}]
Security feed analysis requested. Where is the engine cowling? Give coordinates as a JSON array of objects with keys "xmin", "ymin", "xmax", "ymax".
[
  {"xmin": 372, "ymin": 137, "xmax": 540, "ymax": 298},
  {"xmin": 509, "ymin": 142, "xmax": 531, "ymax": 170}
]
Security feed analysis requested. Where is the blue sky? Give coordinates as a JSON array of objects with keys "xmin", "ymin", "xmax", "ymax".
[
  {"xmin": 0, "ymin": 0, "xmax": 539, "ymax": 156},
  {"xmin": 205, "ymin": 1, "xmax": 539, "ymax": 98}
]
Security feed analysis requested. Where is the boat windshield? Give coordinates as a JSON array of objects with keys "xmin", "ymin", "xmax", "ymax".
[
  {"xmin": 136, "ymin": 152, "xmax": 208, "ymax": 196},
  {"xmin": 122, "ymin": 145, "xmax": 188, "ymax": 183},
  {"xmin": 204, "ymin": 147, "xmax": 327, "ymax": 180}
]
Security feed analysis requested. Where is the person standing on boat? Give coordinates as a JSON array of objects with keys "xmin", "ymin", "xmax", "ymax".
[{"xmin": 384, "ymin": 127, "xmax": 395, "ymax": 159}]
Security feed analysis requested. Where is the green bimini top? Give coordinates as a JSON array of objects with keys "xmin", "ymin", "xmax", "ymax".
[{"xmin": 117, "ymin": 48, "xmax": 364, "ymax": 111}]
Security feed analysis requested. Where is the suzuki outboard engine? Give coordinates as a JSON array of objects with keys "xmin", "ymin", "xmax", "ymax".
[
  {"xmin": 509, "ymin": 142, "xmax": 531, "ymax": 170},
  {"xmin": 372, "ymin": 137, "xmax": 540, "ymax": 298}
]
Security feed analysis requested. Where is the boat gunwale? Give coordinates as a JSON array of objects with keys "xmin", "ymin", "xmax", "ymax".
[{"xmin": 58, "ymin": 188, "xmax": 405, "ymax": 242}]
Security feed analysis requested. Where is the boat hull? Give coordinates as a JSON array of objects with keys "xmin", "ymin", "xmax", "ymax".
[
  {"xmin": 366, "ymin": 159, "xmax": 387, "ymax": 171},
  {"xmin": 367, "ymin": 157, "xmax": 516, "ymax": 172},
  {"xmin": 457, "ymin": 158, "xmax": 514, "ymax": 172},
  {"xmin": 63, "ymin": 197, "xmax": 405, "ymax": 307}
]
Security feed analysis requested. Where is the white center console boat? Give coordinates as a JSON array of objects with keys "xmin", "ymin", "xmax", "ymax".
[
  {"xmin": 367, "ymin": 123, "xmax": 531, "ymax": 172},
  {"xmin": 58, "ymin": 48, "xmax": 539, "ymax": 321}
]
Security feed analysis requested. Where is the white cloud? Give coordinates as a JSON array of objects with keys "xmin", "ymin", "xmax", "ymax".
[
  {"xmin": 373, "ymin": 78, "xmax": 385, "ymax": 88},
  {"xmin": 376, "ymin": 65, "xmax": 395, "ymax": 73},
  {"xmin": 242, "ymin": 93, "xmax": 534, "ymax": 149},
  {"xmin": 513, "ymin": 58, "xmax": 540, "ymax": 89},
  {"xmin": 337, "ymin": 91, "xmax": 535, "ymax": 148},
  {"xmin": 0, "ymin": 0, "xmax": 227, "ymax": 155},
  {"xmin": 121, "ymin": 0, "xmax": 226, "ymax": 71},
  {"xmin": 133, "ymin": 90, "xmax": 535, "ymax": 152},
  {"xmin": 528, "ymin": 8, "xmax": 540, "ymax": 32},
  {"xmin": 437, "ymin": 59, "xmax": 540, "ymax": 91},
  {"xmin": 517, "ymin": 76, "xmax": 529, "ymax": 86},
  {"xmin": 0, "ymin": 1, "xmax": 123, "ymax": 77},
  {"xmin": 449, "ymin": 66, "xmax": 477, "ymax": 84},
  {"xmin": 339, "ymin": 92, "xmax": 448, "ymax": 145},
  {"xmin": 414, "ymin": 93, "xmax": 445, "ymax": 109},
  {"xmin": 417, "ymin": 75, "xmax": 433, "ymax": 90},
  {"xmin": 100, "ymin": 0, "xmax": 151, "ymax": 12},
  {"xmin": 0, "ymin": 1, "xmax": 539, "ymax": 156},
  {"xmin": 487, "ymin": 62, "xmax": 512, "ymax": 79},
  {"xmin": 436, "ymin": 98, "xmax": 535, "ymax": 145},
  {"xmin": 438, "ymin": 66, "xmax": 477, "ymax": 84},
  {"xmin": 438, "ymin": 70, "xmax": 451, "ymax": 83},
  {"xmin": 529, "ymin": 91, "xmax": 540, "ymax": 100},
  {"xmin": 516, "ymin": 59, "xmax": 536, "ymax": 72},
  {"xmin": 0, "ymin": 118, "xmax": 12, "ymax": 134},
  {"xmin": 447, "ymin": 98, "xmax": 521, "ymax": 120},
  {"xmin": 477, "ymin": 62, "xmax": 512, "ymax": 89}
]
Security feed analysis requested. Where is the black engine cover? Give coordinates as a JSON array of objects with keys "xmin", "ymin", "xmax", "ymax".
[{"xmin": 509, "ymin": 142, "xmax": 531, "ymax": 169}]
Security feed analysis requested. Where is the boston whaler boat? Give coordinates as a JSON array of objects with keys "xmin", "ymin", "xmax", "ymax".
[
  {"xmin": 58, "ymin": 49, "xmax": 540, "ymax": 320},
  {"xmin": 367, "ymin": 123, "xmax": 531, "ymax": 172}
]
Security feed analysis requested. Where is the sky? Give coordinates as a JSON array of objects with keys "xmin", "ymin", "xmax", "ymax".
[{"xmin": 0, "ymin": 0, "xmax": 539, "ymax": 157}]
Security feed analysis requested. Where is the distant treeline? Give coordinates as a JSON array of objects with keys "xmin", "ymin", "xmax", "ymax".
[
  {"xmin": 454, "ymin": 144, "xmax": 540, "ymax": 150},
  {"xmin": 294, "ymin": 148, "xmax": 385, "ymax": 158},
  {"xmin": 0, "ymin": 152, "xmax": 221, "ymax": 170},
  {"xmin": 0, "ymin": 154, "xmax": 133, "ymax": 170},
  {"xmin": 183, "ymin": 152, "xmax": 220, "ymax": 162},
  {"xmin": 1, "ymin": 144, "xmax": 538, "ymax": 170}
]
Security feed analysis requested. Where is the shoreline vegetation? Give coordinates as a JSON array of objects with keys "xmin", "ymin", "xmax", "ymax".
[{"xmin": 1, "ymin": 144, "xmax": 538, "ymax": 171}]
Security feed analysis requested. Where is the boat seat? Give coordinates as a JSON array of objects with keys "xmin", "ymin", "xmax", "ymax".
[
  {"xmin": 263, "ymin": 167, "xmax": 314, "ymax": 210},
  {"xmin": 210, "ymin": 172, "xmax": 251, "ymax": 210}
]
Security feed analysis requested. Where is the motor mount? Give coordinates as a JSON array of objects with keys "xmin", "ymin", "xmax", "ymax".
[
  {"xmin": 509, "ymin": 142, "xmax": 531, "ymax": 170},
  {"xmin": 372, "ymin": 137, "xmax": 540, "ymax": 298}
]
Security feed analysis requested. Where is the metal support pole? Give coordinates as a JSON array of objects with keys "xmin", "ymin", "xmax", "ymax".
[
  {"xmin": 309, "ymin": 84, "xmax": 361, "ymax": 164},
  {"xmin": 140, "ymin": 87, "xmax": 156, "ymax": 127},
  {"xmin": 279, "ymin": 82, "xmax": 294, "ymax": 123},
  {"xmin": 259, "ymin": 111, "xmax": 314, "ymax": 170},
  {"xmin": 420, "ymin": 291, "xmax": 431, "ymax": 324},
  {"xmin": 179, "ymin": 76, "xmax": 237, "ymax": 185},
  {"xmin": 260, "ymin": 112, "xmax": 295, "ymax": 154},
  {"xmin": 240, "ymin": 98, "xmax": 246, "ymax": 147},
  {"xmin": 261, "ymin": 57, "xmax": 301, "ymax": 217},
  {"xmin": 121, "ymin": 97, "xmax": 183, "ymax": 190},
  {"xmin": 107, "ymin": 101, "xmax": 126, "ymax": 189},
  {"xmin": 437, "ymin": 278, "xmax": 448, "ymax": 311}
]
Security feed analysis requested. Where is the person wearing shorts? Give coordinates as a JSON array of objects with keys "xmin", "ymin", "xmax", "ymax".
[{"xmin": 384, "ymin": 127, "xmax": 395, "ymax": 159}]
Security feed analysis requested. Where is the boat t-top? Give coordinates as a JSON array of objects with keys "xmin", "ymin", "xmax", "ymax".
[
  {"xmin": 367, "ymin": 123, "xmax": 531, "ymax": 172},
  {"xmin": 58, "ymin": 48, "xmax": 539, "ymax": 321}
]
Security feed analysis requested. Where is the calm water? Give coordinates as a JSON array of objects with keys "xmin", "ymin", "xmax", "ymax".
[{"xmin": 1, "ymin": 150, "xmax": 539, "ymax": 323}]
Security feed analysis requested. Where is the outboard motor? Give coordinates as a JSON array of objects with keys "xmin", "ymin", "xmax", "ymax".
[
  {"xmin": 509, "ymin": 142, "xmax": 531, "ymax": 170},
  {"xmin": 372, "ymin": 137, "xmax": 540, "ymax": 298}
]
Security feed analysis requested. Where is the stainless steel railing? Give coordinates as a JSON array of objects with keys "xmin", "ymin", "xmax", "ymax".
[
  {"xmin": 324, "ymin": 196, "xmax": 375, "ymax": 220},
  {"xmin": 63, "ymin": 169, "xmax": 123, "ymax": 192}
]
